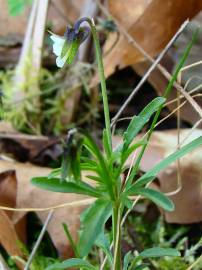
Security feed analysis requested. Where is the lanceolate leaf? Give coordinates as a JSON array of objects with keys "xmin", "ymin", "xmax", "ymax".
[
  {"xmin": 134, "ymin": 136, "xmax": 202, "ymax": 188},
  {"xmin": 83, "ymin": 133, "xmax": 114, "ymax": 198},
  {"xmin": 123, "ymin": 97, "xmax": 165, "ymax": 150},
  {"xmin": 121, "ymin": 139, "xmax": 147, "ymax": 165},
  {"xmin": 95, "ymin": 233, "xmax": 113, "ymax": 265},
  {"xmin": 31, "ymin": 177, "xmax": 100, "ymax": 197},
  {"xmin": 123, "ymin": 251, "xmax": 132, "ymax": 270},
  {"xmin": 62, "ymin": 223, "xmax": 80, "ymax": 258},
  {"xmin": 45, "ymin": 258, "xmax": 96, "ymax": 270},
  {"xmin": 127, "ymin": 188, "xmax": 174, "ymax": 212},
  {"xmin": 77, "ymin": 199, "xmax": 112, "ymax": 257},
  {"xmin": 139, "ymin": 247, "xmax": 180, "ymax": 258}
]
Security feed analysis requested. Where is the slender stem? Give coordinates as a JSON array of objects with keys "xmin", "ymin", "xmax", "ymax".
[
  {"xmin": 63, "ymin": 223, "xmax": 80, "ymax": 258},
  {"xmin": 87, "ymin": 18, "xmax": 112, "ymax": 154},
  {"xmin": 112, "ymin": 202, "xmax": 122, "ymax": 270},
  {"xmin": 76, "ymin": 17, "xmax": 119, "ymax": 268}
]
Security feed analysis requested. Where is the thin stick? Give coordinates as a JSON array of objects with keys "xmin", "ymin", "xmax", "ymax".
[
  {"xmin": 111, "ymin": 20, "xmax": 189, "ymax": 126},
  {"xmin": 24, "ymin": 210, "xmax": 54, "ymax": 270},
  {"xmin": 12, "ymin": 0, "xmax": 38, "ymax": 103},
  {"xmin": 32, "ymin": 0, "xmax": 49, "ymax": 75},
  {"xmin": 179, "ymin": 119, "xmax": 202, "ymax": 147},
  {"xmin": 180, "ymin": 60, "xmax": 202, "ymax": 73},
  {"xmin": 174, "ymin": 73, "xmax": 182, "ymax": 200},
  {"xmin": 186, "ymin": 253, "xmax": 202, "ymax": 270},
  {"xmin": 0, "ymin": 198, "xmax": 96, "ymax": 212}
]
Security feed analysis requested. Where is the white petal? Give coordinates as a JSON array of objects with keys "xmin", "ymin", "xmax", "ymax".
[
  {"xmin": 50, "ymin": 34, "xmax": 66, "ymax": 57},
  {"xmin": 56, "ymin": 56, "xmax": 66, "ymax": 68}
]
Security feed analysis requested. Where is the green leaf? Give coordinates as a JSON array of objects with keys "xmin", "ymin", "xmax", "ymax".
[
  {"xmin": 78, "ymin": 199, "xmax": 112, "ymax": 257},
  {"xmin": 31, "ymin": 177, "xmax": 100, "ymax": 197},
  {"xmin": 62, "ymin": 223, "xmax": 80, "ymax": 258},
  {"xmin": 121, "ymin": 140, "xmax": 147, "ymax": 165},
  {"xmin": 8, "ymin": 0, "xmax": 32, "ymax": 16},
  {"xmin": 163, "ymin": 28, "xmax": 199, "ymax": 99},
  {"xmin": 128, "ymin": 188, "xmax": 174, "ymax": 212},
  {"xmin": 123, "ymin": 97, "xmax": 165, "ymax": 150},
  {"xmin": 95, "ymin": 233, "xmax": 113, "ymax": 265},
  {"xmin": 47, "ymin": 168, "xmax": 61, "ymax": 179},
  {"xmin": 83, "ymin": 133, "xmax": 107, "ymax": 168},
  {"xmin": 81, "ymin": 162, "xmax": 100, "ymax": 174},
  {"xmin": 121, "ymin": 195, "xmax": 133, "ymax": 210},
  {"xmin": 139, "ymin": 247, "xmax": 180, "ymax": 258},
  {"xmin": 45, "ymin": 258, "xmax": 96, "ymax": 270},
  {"xmin": 83, "ymin": 133, "xmax": 114, "ymax": 198},
  {"xmin": 86, "ymin": 175, "xmax": 102, "ymax": 183},
  {"xmin": 123, "ymin": 251, "xmax": 132, "ymax": 270},
  {"xmin": 81, "ymin": 157, "xmax": 98, "ymax": 168},
  {"xmin": 134, "ymin": 136, "xmax": 202, "ymax": 187}
]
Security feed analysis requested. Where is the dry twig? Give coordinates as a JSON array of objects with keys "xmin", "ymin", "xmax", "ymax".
[{"xmin": 24, "ymin": 210, "xmax": 54, "ymax": 270}]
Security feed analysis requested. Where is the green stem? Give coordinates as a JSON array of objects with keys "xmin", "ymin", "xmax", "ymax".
[
  {"xmin": 87, "ymin": 18, "xmax": 112, "ymax": 154},
  {"xmin": 62, "ymin": 223, "xmax": 80, "ymax": 258},
  {"xmin": 112, "ymin": 202, "xmax": 122, "ymax": 270}
]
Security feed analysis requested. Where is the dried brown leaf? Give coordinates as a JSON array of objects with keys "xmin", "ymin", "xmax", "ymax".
[
  {"xmin": 0, "ymin": 210, "xmax": 23, "ymax": 269},
  {"xmin": 103, "ymin": 0, "xmax": 202, "ymax": 77},
  {"xmin": 0, "ymin": 160, "xmax": 90, "ymax": 258},
  {"xmin": 0, "ymin": 170, "xmax": 16, "ymax": 218},
  {"xmin": 0, "ymin": 167, "xmax": 26, "ymax": 260},
  {"xmin": 0, "ymin": 121, "xmax": 60, "ymax": 163}
]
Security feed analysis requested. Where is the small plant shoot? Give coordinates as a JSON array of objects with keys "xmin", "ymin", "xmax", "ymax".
[{"xmin": 31, "ymin": 17, "xmax": 202, "ymax": 270}]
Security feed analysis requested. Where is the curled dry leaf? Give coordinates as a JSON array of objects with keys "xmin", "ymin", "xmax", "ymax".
[
  {"xmin": 0, "ymin": 160, "xmax": 91, "ymax": 258},
  {"xmin": 103, "ymin": 0, "xmax": 202, "ymax": 77},
  {"xmin": 0, "ymin": 210, "xmax": 24, "ymax": 269},
  {"xmin": 114, "ymin": 129, "xmax": 202, "ymax": 223},
  {"xmin": 0, "ymin": 122, "xmax": 61, "ymax": 164},
  {"xmin": 0, "ymin": 169, "xmax": 24, "ymax": 269},
  {"xmin": 0, "ymin": 170, "xmax": 16, "ymax": 218}
]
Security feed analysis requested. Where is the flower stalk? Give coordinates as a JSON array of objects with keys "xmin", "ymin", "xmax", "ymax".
[{"xmin": 73, "ymin": 17, "xmax": 112, "ymax": 154}]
